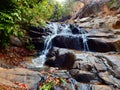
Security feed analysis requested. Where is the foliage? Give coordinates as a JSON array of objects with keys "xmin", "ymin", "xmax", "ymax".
[
  {"xmin": 0, "ymin": 0, "xmax": 76, "ymax": 48},
  {"xmin": 107, "ymin": 0, "xmax": 115, "ymax": 7},
  {"xmin": 0, "ymin": 0, "xmax": 23, "ymax": 47},
  {"xmin": 107, "ymin": 0, "xmax": 120, "ymax": 8},
  {"xmin": 0, "ymin": 0, "xmax": 54, "ymax": 47},
  {"xmin": 40, "ymin": 81, "xmax": 55, "ymax": 90}
]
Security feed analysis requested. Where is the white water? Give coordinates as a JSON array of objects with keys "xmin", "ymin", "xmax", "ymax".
[
  {"xmin": 82, "ymin": 34, "xmax": 89, "ymax": 51},
  {"xmin": 32, "ymin": 23, "xmax": 89, "ymax": 67}
]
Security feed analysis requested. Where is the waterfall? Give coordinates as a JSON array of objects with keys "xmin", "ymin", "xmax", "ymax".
[{"xmin": 32, "ymin": 23, "xmax": 89, "ymax": 67}]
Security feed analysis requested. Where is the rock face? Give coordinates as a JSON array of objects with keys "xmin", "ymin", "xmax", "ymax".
[
  {"xmin": 26, "ymin": 10, "xmax": 120, "ymax": 90},
  {"xmin": 28, "ymin": 26, "xmax": 45, "ymax": 50},
  {"xmin": 45, "ymin": 47, "xmax": 120, "ymax": 89},
  {"xmin": 0, "ymin": 68, "xmax": 42, "ymax": 90},
  {"xmin": 52, "ymin": 34, "xmax": 116, "ymax": 52}
]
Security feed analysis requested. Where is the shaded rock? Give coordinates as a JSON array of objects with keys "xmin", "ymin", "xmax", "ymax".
[
  {"xmin": 45, "ymin": 52, "xmax": 75, "ymax": 69},
  {"xmin": 28, "ymin": 30, "xmax": 44, "ymax": 38},
  {"xmin": 87, "ymin": 38, "xmax": 116, "ymax": 52},
  {"xmin": 32, "ymin": 37, "xmax": 44, "ymax": 50},
  {"xmin": 70, "ymin": 24, "xmax": 88, "ymax": 34},
  {"xmin": 113, "ymin": 20, "xmax": 120, "ymax": 29},
  {"xmin": 52, "ymin": 35, "xmax": 84, "ymax": 50},
  {"xmin": 70, "ymin": 70, "xmax": 97, "ymax": 83},
  {"xmin": 0, "ymin": 68, "xmax": 42, "ymax": 90},
  {"xmin": 10, "ymin": 36, "xmax": 23, "ymax": 47},
  {"xmin": 29, "ymin": 26, "xmax": 45, "ymax": 33},
  {"xmin": 113, "ymin": 40, "xmax": 120, "ymax": 51},
  {"xmin": 53, "ymin": 35, "xmax": 116, "ymax": 52}
]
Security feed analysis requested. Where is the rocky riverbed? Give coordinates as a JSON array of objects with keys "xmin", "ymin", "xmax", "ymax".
[{"xmin": 0, "ymin": 5, "xmax": 120, "ymax": 90}]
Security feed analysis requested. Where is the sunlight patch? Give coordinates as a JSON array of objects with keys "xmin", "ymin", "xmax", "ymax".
[{"xmin": 56, "ymin": 0, "xmax": 65, "ymax": 3}]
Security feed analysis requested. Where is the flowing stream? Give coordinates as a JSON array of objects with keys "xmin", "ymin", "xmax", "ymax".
[{"xmin": 32, "ymin": 23, "xmax": 89, "ymax": 67}]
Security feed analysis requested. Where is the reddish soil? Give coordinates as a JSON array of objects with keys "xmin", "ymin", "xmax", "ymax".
[{"xmin": 0, "ymin": 46, "xmax": 35, "ymax": 68}]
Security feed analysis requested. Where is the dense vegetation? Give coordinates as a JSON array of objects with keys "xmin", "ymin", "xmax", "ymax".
[{"xmin": 0, "ymin": 0, "xmax": 73, "ymax": 48}]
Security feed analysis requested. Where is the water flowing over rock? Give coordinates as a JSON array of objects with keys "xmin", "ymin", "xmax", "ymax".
[
  {"xmin": 45, "ymin": 47, "xmax": 120, "ymax": 89},
  {"xmin": 26, "ymin": 21, "xmax": 120, "ymax": 90},
  {"xmin": 29, "ymin": 23, "xmax": 117, "ymax": 52}
]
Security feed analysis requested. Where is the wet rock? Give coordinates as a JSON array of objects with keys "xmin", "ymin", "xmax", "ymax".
[
  {"xmin": 70, "ymin": 70, "xmax": 97, "ymax": 83},
  {"xmin": 70, "ymin": 24, "xmax": 88, "ymax": 34},
  {"xmin": 32, "ymin": 37, "xmax": 44, "ymax": 50},
  {"xmin": 0, "ymin": 68, "xmax": 42, "ymax": 90},
  {"xmin": 53, "ymin": 35, "xmax": 116, "ymax": 52},
  {"xmin": 87, "ymin": 38, "xmax": 116, "ymax": 52},
  {"xmin": 45, "ymin": 52, "xmax": 75, "ymax": 69},
  {"xmin": 52, "ymin": 35, "xmax": 84, "ymax": 50}
]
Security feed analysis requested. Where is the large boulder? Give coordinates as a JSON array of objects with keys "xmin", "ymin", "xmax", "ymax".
[
  {"xmin": 0, "ymin": 68, "xmax": 42, "ymax": 90},
  {"xmin": 52, "ymin": 34, "xmax": 116, "ymax": 52}
]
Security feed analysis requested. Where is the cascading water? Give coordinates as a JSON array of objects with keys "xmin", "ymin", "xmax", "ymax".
[{"xmin": 32, "ymin": 23, "xmax": 89, "ymax": 67}]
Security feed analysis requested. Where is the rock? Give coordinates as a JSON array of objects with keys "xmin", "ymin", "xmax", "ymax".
[
  {"xmin": 113, "ymin": 20, "xmax": 120, "ymax": 29},
  {"xmin": 29, "ymin": 26, "xmax": 45, "ymax": 33},
  {"xmin": 78, "ymin": 22, "xmax": 93, "ymax": 28},
  {"xmin": 51, "ymin": 69, "xmax": 70, "ymax": 78},
  {"xmin": 87, "ymin": 38, "xmax": 116, "ymax": 52},
  {"xmin": 52, "ymin": 84, "xmax": 72, "ymax": 90},
  {"xmin": 32, "ymin": 37, "xmax": 44, "ymax": 50},
  {"xmin": 0, "ymin": 68, "xmax": 42, "ymax": 90},
  {"xmin": 52, "ymin": 35, "xmax": 84, "ymax": 50},
  {"xmin": 73, "ymin": 60, "xmax": 93, "ymax": 71},
  {"xmin": 0, "ymin": 78, "xmax": 18, "ymax": 88},
  {"xmin": 10, "ymin": 36, "xmax": 23, "ymax": 47},
  {"xmin": 99, "ymin": 71, "xmax": 120, "ymax": 88},
  {"xmin": 45, "ymin": 52, "xmax": 75, "ymax": 69},
  {"xmin": 94, "ymin": 58, "xmax": 107, "ymax": 72},
  {"xmin": 92, "ymin": 85, "xmax": 113, "ymax": 90},
  {"xmin": 70, "ymin": 70, "xmax": 97, "ymax": 83},
  {"xmin": 76, "ymin": 83, "xmax": 91, "ymax": 90},
  {"xmin": 114, "ymin": 67, "xmax": 120, "ymax": 79},
  {"xmin": 114, "ymin": 40, "xmax": 120, "ymax": 52},
  {"xmin": 51, "ymin": 85, "xmax": 65, "ymax": 90},
  {"xmin": 75, "ymin": 2, "xmax": 101, "ymax": 19},
  {"xmin": 70, "ymin": 24, "xmax": 88, "ymax": 34},
  {"xmin": 79, "ymin": 17, "xmax": 92, "ymax": 23}
]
